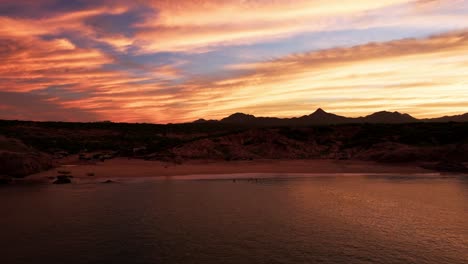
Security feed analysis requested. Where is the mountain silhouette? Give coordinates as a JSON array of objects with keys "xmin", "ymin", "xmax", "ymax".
[
  {"xmin": 199, "ymin": 108, "xmax": 468, "ymax": 126},
  {"xmin": 424, "ymin": 113, "xmax": 468, "ymax": 123},
  {"xmin": 359, "ymin": 111, "xmax": 417, "ymax": 123},
  {"xmin": 193, "ymin": 118, "xmax": 217, "ymax": 123},
  {"xmin": 221, "ymin": 113, "xmax": 258, "ymax": 123},
  {"xmin": 295, "ymin": 108, "xmax": 349, "ymax": 125}
]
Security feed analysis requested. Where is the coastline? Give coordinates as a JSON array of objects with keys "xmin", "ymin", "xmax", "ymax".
[{"xmin": 26, "ymin": 158, "xmax": 437, "ymax": 183}]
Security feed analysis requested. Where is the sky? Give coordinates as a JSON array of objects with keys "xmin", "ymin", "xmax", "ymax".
[{"xmin": 1, "ymin": 0, "xmax": 468, "ymax": 123}]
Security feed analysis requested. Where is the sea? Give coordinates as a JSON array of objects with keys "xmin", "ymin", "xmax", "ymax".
[{"xmin": 1, "ymin": 174, "xmax": 467, "ymax": 264}]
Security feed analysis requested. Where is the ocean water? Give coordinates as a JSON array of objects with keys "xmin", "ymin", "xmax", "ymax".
[{"xmin": 0, "ymin": 174, "xmax": 467, "ymax": 264}]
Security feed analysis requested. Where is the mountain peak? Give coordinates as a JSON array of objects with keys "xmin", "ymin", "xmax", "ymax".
[
  {"xmin": 313, "ymin": 108, "xmax": 326, "ymax": 114},
  {"xmin": 299, "ymin": 108, "xmax": 348, "ymax": 124},
  {"xmin": 221, "ymin": 112, "xmax": 256, "ymax": 123},
  {"xmin": 227, "ymin": 112, "xmax": 255, "ymax": 118},
  {"xmin": 363, "ymin": 111, "xmax": 416, "ymax": 123},
  {"xmin": 309, "ymin": 108, "xmax": 331, "ymax": 117},
  {"xmin": 197, "ymin": 109, "xmax": 468, "ymax": 126},
  {"xmin": 376, "ymin": 110, "xmax": 401, "ymax": 114}
]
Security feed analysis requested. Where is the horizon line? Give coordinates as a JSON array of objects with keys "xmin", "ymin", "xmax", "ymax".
[{"xmin": 1, "ymin": 108, "xmax": 467, "ymax": 125}]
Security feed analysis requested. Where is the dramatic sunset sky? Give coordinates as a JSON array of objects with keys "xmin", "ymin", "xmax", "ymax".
[{"xmin": 1, "ymin": 0, "xmax": 468, "ymax": 123}]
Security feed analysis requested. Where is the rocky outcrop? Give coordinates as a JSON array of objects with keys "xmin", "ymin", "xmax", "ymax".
[
  {"xmin": 170, "ymin": 129, "xmax": 322, "ymax": 160},
  {"xmin": 1, "ymin": 121, "xmax": 468, "ymax": 172},
  {"xmin": 0, "ymin": 151, "xmax": 54, "ymax": 177},
  {"xmin": 0, "ymin": 136, "xmax": 54, "ymax": 177}
]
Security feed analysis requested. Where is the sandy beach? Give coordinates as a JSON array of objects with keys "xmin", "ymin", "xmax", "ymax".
[{"xmin": 26, "ymin": 158, "xmax": 436, "ymax": 183}]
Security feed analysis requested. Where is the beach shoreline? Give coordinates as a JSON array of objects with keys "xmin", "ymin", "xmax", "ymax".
[{"xmin": 25, "ymin": 158, "xmax": 438, "ymax": 183}]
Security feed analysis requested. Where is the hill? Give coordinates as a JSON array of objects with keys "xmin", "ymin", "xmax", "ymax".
[{"xmin": 208, "ymin": 109, "xmax": 467, "ymax": 126}]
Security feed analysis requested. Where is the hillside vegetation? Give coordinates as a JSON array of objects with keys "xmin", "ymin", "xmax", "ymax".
[{"xmin": 1, "ymin": 120, "xmax": 467, "ymax": 175}]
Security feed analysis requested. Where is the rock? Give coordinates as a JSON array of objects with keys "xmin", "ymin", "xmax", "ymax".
[
  {"xmin": 0, "ymin": 135, "xmax": 31, "ymax": 152},
  {"xmin": 101, "ymin": 180, "xmax": 115, "ymax": 184},
  {"xmin": 53, "ymin": 175, "xmax": 72, "ymax": 184},
  {"xmin": 0, "ymin": 136, "xmax": 54, "ymax": 177},
  {"xmin": 0, "ymin": 151, "xmax": 54, "ymax": 177},
  {"xmin": 53, "ymin": 178, "xmax": 71, "ymax": 184}
]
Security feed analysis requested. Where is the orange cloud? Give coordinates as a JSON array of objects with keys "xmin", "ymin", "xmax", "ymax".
[
  {"xmin": 1, "ymin": 1, "xmax": 468, "ymax": 123},
  {"xmin": 131, "ymin": 0, "xmax": 468, "ymax": 53},
  {"xmin": 66, "ymin": 26, "xmax": 468, "ymax": 123},
  {"xmin": 178, "ymin": 31, "xmax": 468, "ymax": 121},
  {"xmin": 0, "ymin": 37, "xmax": 113, "ymax": 92}
]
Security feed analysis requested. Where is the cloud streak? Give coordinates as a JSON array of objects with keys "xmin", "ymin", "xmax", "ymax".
[
  {"xmin": 198, "ymin": 31, "xmax": 468, "ymax": 119},
  {"xmin": 0, "ymin": 0, "xmax": 467, "ymax": 122}
]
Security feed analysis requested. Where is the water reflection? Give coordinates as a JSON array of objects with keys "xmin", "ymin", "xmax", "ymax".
[{"xmin": 0, "ymin": 174, "xmax": 467, "ymax": 264}]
